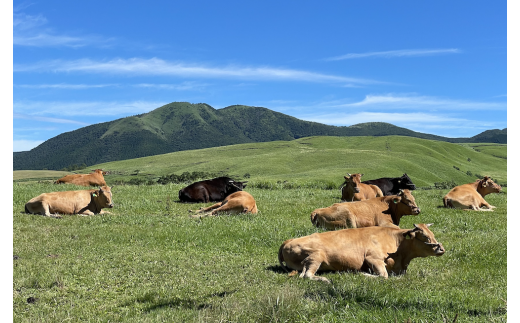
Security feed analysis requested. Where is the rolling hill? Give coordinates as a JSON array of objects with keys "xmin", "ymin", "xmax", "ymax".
[{"xmin": 13, "ymin": 102, "xmax": 507, "ymax": 170}]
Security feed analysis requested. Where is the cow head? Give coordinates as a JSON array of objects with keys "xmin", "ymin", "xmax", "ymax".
[
  {"xmin": 343, "ymin": 173, "xmax": 363, "ymax": 193},
  {"xmin": 477, "ymin": 176, "xmax": 502, "ymax": 196},
  {"xmin": 397, "ymin": 173, "xmax": 416, "ymax": 190},
  {"xmin": 92, "ymin": 186, "xmax": 114, "ymax": 208},
  {"xmin": 227, "ymin": 180, "xmax": 247, "ymax": 193},
  {"xmin": 92, "ymin": 169, "xmax": 108, "ymax": 175},
  {"xmin": 403, "ymin": 223, "xmax": 445, "ymax": 257},
  {"xmin": 393, "ymin": 189, "xmax": 420, "ymax": 215}
]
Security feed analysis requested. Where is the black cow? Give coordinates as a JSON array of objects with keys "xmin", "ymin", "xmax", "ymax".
[
  {"xmin": 361, "ymin": 173, "xmax": 416, "ymax": 196},
  {"xmin": 178, "ymin": 177, "xmax": 248, "ymax": 203}
]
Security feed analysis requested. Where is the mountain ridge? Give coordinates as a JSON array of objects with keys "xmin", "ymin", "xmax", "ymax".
[{"xmin": 13, "ymin": 102, "xmax": 507, "ymax": 170}]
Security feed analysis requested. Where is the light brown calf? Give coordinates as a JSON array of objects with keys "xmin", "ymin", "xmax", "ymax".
[
  {"xmin": 278, "ymin": 223, "xmax": 445, "ymax": 283},
  {"xmin": 340, "ymin": 173, "xmax": 384, "ymax": 202},
  {"xmin": 54, "ymin": 169, "xmax": 107, "ymax": 187},
  {"xmin": 443, "ymin": 176, "xmax": 501, "ymax": 211},
  {"xmin": 25, "ymin": 186, "xmax": 114, "ymax": 218},
  {"xmin": 190, "ymin": 191, "xmax": 258, "ymax": 218},
  {"xmin": 311, "ymin": 189, "xmax": 420, "ymax": 230}
]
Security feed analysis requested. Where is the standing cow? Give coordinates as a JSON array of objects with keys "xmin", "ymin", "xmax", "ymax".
[
  {"xmin": 311, "ymin": 189, "xmax": 420, "ymax": 230},
  {"xmin": 362, "ymin": 173, "xmax": 416, "ymax": 196},
  {"xmin": 443, "ymin": 176, "xmax": 501, "ymax": 211},
  {"xmin": 278, "ymin": 223, "xmax": 445, "ymax": 283},
  {"xmin": 178, "ymin": 177, "xmax": 248, "ymax": 203},
  {"xmin": 25, "ymin": 186, "xmax": 114, "ymax": 218},
  {"xmin": 54, "ymin": 169, "xmax": 108, "ymax": 187},
  {"xmin": 340, "ymin": 173, "xmax": 384, "ymax": 202}
]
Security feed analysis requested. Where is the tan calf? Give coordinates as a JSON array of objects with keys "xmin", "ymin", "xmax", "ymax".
[
  {"xmin": 25, "ymin": 186, "xmax": 114, "ymax": 218},
  {"xmin": 340, "ymin": 173, "xmax": 384, "ymax": 202},
  {"xmin": 54, "ymin": 169, "xmax": 107, "ymax": 187},
  {"xmin": 443, "ymin": 176, "xmax": 501, "ymax": 211},
  {"xmin": 278, "ymin": 223, "xmax": 445, "ymax": 283},
  {"xmin": 311, "ymin": 189, "xmax": 420, "ymax": 230},
  {"xmin": 190, "ymin": 191, "xmax": 258, "ymax": 218}
]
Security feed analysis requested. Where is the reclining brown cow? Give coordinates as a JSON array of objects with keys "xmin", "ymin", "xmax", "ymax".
[
  {"xmin": 311, "ymin": 189, "xmax": 420, "ymax": 230},
  {"xmin": 190, "ymin": 191, "xmax": 258, "ymax": 218},
  {"xmin": 54, "ymin": 169, "xmax": 108, "ymax": 187},
  {"xmin": 443, "ymin": 176, "xmax": 502, "ymax": 211},
  {"xmin": 25, "ymin": 186, "xmax": 114, "ymax": 218},
  {"xmin": 340, "ymin": 173, "xmax": 384, "ymax": 202},
  {"xmin": 278, "ymin": 223, "xmax": 445, "ymax": 283}
]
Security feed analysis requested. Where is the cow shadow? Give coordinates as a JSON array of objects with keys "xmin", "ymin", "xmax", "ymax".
[{"xmin": 265, "ymin": 265, "xmax": 290, "ymax": 274}]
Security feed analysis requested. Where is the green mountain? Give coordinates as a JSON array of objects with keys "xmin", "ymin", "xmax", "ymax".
[{"xmin": 13, "ymin": 102, "xmax": 507, "ymax": 170}]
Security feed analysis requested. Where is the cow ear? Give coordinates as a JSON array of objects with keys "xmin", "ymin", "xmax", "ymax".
[
  {"xmin": 398, "ymin": 189, "xmax": 404, "ymax": 196},
  {"xmin": 360, "ymin": 173, "xmax": 364, "ymax": 177},
  {"xmin": 404, "ymin": 230, "xmax": 415, "ymax": 239}
]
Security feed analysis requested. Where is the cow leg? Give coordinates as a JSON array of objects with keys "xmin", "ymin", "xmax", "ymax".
[
  {"xmin": 300, "ymin": 254, "xmax": 331, "ymax": 283},
  {"xmin": 40, "ymin": 203, "xmax": 62, "ymax": 219},
  {"xmin": 365, "ymin": 258, "xmax": 388, "ymax": 278},
  {"xmin": 78, "ymin": 210, "xmax": 95, "ymax": 216},
  {"xmin": 210, "ymin": 200, "xmax": 244, "ymax": 215},
  {"xmin": 195, "ymin": 202, "xmax": 224, "ymax": 214}
]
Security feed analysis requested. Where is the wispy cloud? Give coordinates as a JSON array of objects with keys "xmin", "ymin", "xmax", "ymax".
[
  {"xmin": 14, "ymin": 58, "xmax": 384, "ymax": 86},
  {"xmin": 14, "ymin": 113, "xmax": 90, "ymax": 125},
  {"xmin": 13, "ymin": 140, "xmax": 44, "ymax": 152},
  {"xmin": 326, "ymin": 49, "xmax": 461, "ymax": 61},
  {"xmin": 14, "ymin": 101, "xmax": 167, "ymax": 117},
  {"xmin": 15, "ymin": 83, "xmax": 119, "ymax": 89},
  {"xmin": 13, "ymin": 11, "xmax": 114, "ymax": 47},
  {"xmin": 135, "ymin": 82, "xmax": 208, "ymax": 91},
  {"xmin": 337, "ymin": 94, "xmax": 505, "ymax": 110}
]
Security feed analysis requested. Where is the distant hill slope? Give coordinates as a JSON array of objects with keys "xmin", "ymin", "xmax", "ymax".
[{"xmin": 13, "ymin": 102, "xmax": 507, "ymax": 170}]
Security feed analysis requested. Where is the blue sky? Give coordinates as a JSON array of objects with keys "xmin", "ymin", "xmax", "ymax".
[{"xmin": 12, "ymin": 1, "xmax": 508, "ymax": 152}]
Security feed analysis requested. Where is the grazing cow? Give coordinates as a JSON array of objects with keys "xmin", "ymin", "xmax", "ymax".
[
  {"xmin": 362, "ymin": 173, "xmax": 416, "ymax": 196},
  {"xmin": 278, "ymin": 223, "xmax": 445, "ymax": 283},
  {"xmin": 311, "ymin": 189, "xmax": 420, "ymax": 230},
  {"xmin": 443, "ymin": 176, "xmax": 502, "ymax": 211},
  {"xmin": 24, "ymin": 186, "xmax": 114, "ymax": 218},
  {"xmin": 54, "ymin": 169, "xmax": 107, "ymax": 187},
  {"xmin": 340, "ymin": 173, "xmax": 384, "ymax": 202},
  {"xmin": 178, "ymin": 177, "xmax": 248, "ymax": 203},
  {"xmin": 190, "ymin": 191, "xmax": 258, "ymax": 218}
]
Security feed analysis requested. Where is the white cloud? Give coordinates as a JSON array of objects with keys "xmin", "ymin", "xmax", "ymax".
[
  {"xmin": 13, "ymin": 11, "xmax": 113, "ymax": 48},
  {"xmin": 14, "ymin": 113, "xmax": 90, "ymax": 125},
  {"xmin": 15, "ymin": 83, "xmax": 119, "ymax": 89},
  {"xmin": 13, "ymin": 139, "xmax": 44, "ymax": 152},
  {"xmin": 14, "ymin": 101, "xmax": 167, "ymax": 117},
  {"xmin": 14, "ymin": 58, "xmax": 383, "ymax": 86},
  {"xmin": 326, "ymin": 49, "xmax": 461, "ymax": 61},
  {"xmin": 338, "ymin": 94, "xmax": 506, "ymax": 110}
]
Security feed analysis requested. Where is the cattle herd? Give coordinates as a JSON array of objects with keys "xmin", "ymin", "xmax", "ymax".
[{"xmin": 23, "ymin": 170, "xmax": 502, "ymax": 282}]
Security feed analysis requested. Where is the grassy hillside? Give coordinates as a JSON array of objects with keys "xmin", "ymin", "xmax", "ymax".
[
  {"xmin": 77, "ymin": 136, "xmax": 505, "ymax": 188},
  {"xmin": 13, "ymin": 102, "xmax": 507, "ymax": 171}
]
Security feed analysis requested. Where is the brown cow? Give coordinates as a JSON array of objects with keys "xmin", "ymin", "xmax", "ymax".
[
  {"xmin": 443, "ymin": 176, "xmax": 502, "ymax": 211},
  {"xmin": 190, "ymin": 191, "xmax": 258, "ymax": 218},
  {"xmin": 311, "ymin": 189, "xmax": 420, "ymax": 230},
  {"xmin": 278, "ymin": 223, "xmax": 445, "ymax": 283},
  {"xmin": 340, "ymin": 173, "xmax": 384, "ymax": 202},
  {"xmin": 54, "ymin": 169, "xmax": 107, "ymax": 187},
  {"xmin": 24, "ymin": 186, "xmax": 114, "ymax": 218}
]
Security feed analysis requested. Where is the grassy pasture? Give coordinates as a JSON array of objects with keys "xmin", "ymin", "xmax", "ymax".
[{"xmin": 13, "ymin": 137, "xmax": 507, "ymax": 322}]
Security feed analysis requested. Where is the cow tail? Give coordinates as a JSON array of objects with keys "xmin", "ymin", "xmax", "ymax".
[
  {"xmin": 278, "ymin": 241, "xmax": 291, "ymax": 273},
  {"xmin": 310, "ymin": 211, "xmax": 319, "ymax": 227},
  {"xmin": 443, "ymin": 196, "xmax": 453, "ymax": 208}
]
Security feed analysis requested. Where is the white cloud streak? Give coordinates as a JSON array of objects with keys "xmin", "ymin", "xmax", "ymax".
[
  {"xmin": 14, "ymin": 113, "xmax": 90, "ymax": 125},
  {"xmin": 326, "ymin": 49, "xmax": 461, "ymax": 61},
  {"xmin": 13, "ymin": 140, "xmax": 44, "ymax": 152},
  {"xmin": 14, "ymin": 58, "xmax": 383, "ymax": 85},
  {"xmin": 15, "ymin": 83, "xmax": 119, "ymax": 89},
  {"xmin": 14, "ymin": 101, "xmax": 168, "ymax": 117}
]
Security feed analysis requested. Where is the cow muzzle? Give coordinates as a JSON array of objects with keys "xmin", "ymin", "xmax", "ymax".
[
  {"xmin": 427, "ymin": 242, "xmax": 445, "ymax": 255},
  {"xmin": 354, "ymin": 187, "xmax": 360, "ymax": 193},
  {"xmin": 408, "ymin": 184, "xmax": 416, "ymax": 190},
  {"xmin": 412, "ymin": 207, "xmax": 420, "ymax": 215},
  {"xmin": 108, "ymin": 203, "xmax": 114, "ymax": 208}
]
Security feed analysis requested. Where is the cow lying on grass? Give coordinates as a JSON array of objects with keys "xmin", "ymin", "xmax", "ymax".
[
  {"xmin": 24, "ymin": 186, "xmax": 114, "ymax": 218},
  {"xmin": 54, "ymin": 169, "xmax": 108, "ymax": 187},
  {"xmin": 443, "ymin": 176, "xmax": 502, "ymax": 211},
  {"xmin": 179, "ymin": 177, "xmax": 248, "ymax": 203},
  {"xmin": 190, "ymin": 191, "xmax": 258, "ymax": 218},
  {"xmin": 278, "ymin": 223, "xmax": 445, "ymax": 283},
  {"xmin": 340, "ymin": 173, "xmax": 384, "ymax": 202},
  {"xmin": 311, "ymin": 189, "xmax": 420, "ymax": 230}
]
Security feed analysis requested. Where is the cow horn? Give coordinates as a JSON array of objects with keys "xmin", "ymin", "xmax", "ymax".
[
  {"xmin": 360, "ymin": 173, "xmax": 364, "ymax": 177},
  {"xmin": 346, "ymin": 173, "xmax": 351, "ymax": 177},
  {"xmin": 426, "ymin": 223, "xmax": 433, "ymax": 227}
]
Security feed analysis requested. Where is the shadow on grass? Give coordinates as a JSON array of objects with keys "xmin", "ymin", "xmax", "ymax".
[
  {"xmin": 265, "ymin": 265, "xmax": 289, "ymax": 274},
  {"xmin": 123, "ymin": 289, "xmax": 238, "ymax": 313}
]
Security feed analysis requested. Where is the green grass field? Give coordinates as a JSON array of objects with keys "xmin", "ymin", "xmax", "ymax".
[{"xmin": 13, "ymin": 136, "xmax": 507, "ymax": 322}]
